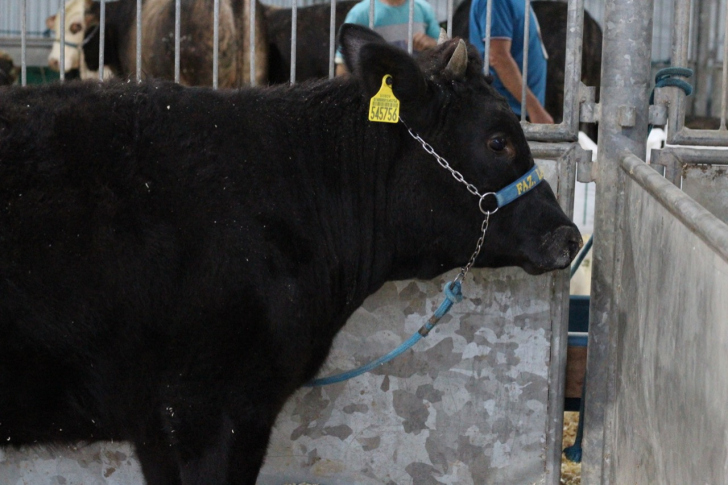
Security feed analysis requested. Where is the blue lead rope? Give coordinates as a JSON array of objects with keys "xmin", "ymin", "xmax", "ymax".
[{"xmin": 304, "ymin": 281, "xmax": 463, "ymax": 387}]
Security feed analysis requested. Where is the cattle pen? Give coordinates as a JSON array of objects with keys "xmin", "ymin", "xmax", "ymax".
[{"xmin": 1, "ymin": 0, "xmax": 728, "ymax": 483}]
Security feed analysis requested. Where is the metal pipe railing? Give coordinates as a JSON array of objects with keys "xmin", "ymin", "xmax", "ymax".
[{"xmin": 136, "ymin": 0, "xmax": 142, "ymax": 82}]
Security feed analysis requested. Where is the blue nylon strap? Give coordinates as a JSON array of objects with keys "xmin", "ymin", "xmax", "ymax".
[
  {"xmin": 494, "ymin": 165, "xmax": 545, "ymax": 208},
  {"xmin": 304, "ymin": 332, "xmax": 424, "ymax": 387},
  {"xmin": 305, "ymin": 281, "xmax": 463, "ymax": 387}
]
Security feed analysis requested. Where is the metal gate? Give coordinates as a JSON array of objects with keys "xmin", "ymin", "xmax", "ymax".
[{"xmin": 581, "ymin": 0, "xmax": 728, "ymax": 480}]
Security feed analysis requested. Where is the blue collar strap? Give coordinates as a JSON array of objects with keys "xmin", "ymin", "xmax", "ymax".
[{"xmin": 494, "ymin": 165, "xmax": 545, "ymax": 209}]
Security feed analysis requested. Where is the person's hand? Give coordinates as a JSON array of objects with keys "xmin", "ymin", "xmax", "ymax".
[
  {"xmin": 528, "ymin": 105, "xmax": 554, "ymax": 124},
  {"xmin": 413, "ymin": 33, "xmax": 436, "ymax": 52}
]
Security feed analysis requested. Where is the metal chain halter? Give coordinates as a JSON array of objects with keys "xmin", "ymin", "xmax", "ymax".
[{"xmin": 402, "ymin": 121, "xmax": 497, "ymax": 283}]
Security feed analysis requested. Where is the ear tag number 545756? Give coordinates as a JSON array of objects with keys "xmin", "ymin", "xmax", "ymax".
[{"xmin": 369, "ymin": 75, "xmax": 400, "ymax": 123}]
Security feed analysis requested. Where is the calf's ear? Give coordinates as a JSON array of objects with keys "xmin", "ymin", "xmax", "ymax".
[
  {"xmin": 338, "ymin": 24, "xmax": 428, "ymax": 111},
  {"xmin": 338, "ymin": 24, "xmax": 388, "ymax": 75}
]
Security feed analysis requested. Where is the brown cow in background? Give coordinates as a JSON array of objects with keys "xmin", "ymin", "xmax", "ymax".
[
  {"xmin": 79, "ymin": 0, "xmax": 267, "ymax": 87},
  {"xmin": 0, "ymin": 50, "xmax": 19, "ymax": 86}
]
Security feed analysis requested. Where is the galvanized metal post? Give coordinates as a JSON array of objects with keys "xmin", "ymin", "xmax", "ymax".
[
  {"xmin": 136, "ymin": 0, "xmax": 142, "ymax": 82},
  {"xmin": 290, "ymin": 0, "xmax": 297, "ymax": 84},
  {"xmin": 582, "ymin": 0, "xmax": 654, "ymax": 481},
  {"xmin": 407, "ymin": 0, "xmax": 413, "ymax": 55},
  {"xmin": 692, "ymin": 0, "xmax": 715, "ymax": 117},
  {"xmin": 20, "ymin": 0, "xmax": 26, "ymax": 86},
  {"xmin": 213, "ymin": 0, "xmax": 220, "ymax": 89},
  {"xmin": 59, "ymin": 0, "xmax": 65, "ymax": 82},
  {"xmin": 250, "ymin": 0, "xmax": 256, "ymax": 86},
  {"xmin": 175, "ymin": 0, "xmax": 181, "ymax": 83},
  {"xmin": 98, "ymin": 0, "xmax": 106, "ymax": 81},
  {"xmin": 328, "ymin": 0, "xmax": 335, "ymax": 78}
]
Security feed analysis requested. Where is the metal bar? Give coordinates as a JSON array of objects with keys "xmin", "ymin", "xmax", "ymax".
[
  {"xmin": 329, "ymin": 0, "xmax": 336, "ymax": 79},
  {"xmin": 213, "ymin": 0, "xmax": 219, "ymax": 88},
  {"xmin": 520, "ymin": 0, "xmax": 530, "ymax": 121},
  {"xmin": 544, "ymin": 143, "xmax": 580, "ymax": 485},
  {"xmin": 59, "ymin": 0, "xmax": 65, "ymax": 82},
  {"xmin": 656, "ymin": 146, "xmax": 728, "ymax": 165},
  {"xmin": 664, "ymin": 0, "xmax": 691, "ymax": 144},
  {"xmin": 99, "ymin": 0, "xmax": 106, "ymax": 81},
  {"xmin": 483, "ymin": 0, "xmax": 492, "ymax": 72},
  {"xmin": 446, "ymin": 0, "xmax": 453, "ymax": 38},
  {"xmin": 693, "ymin": 0, "xmax": 714, "ymax": 117},
  {"xmin": 522, "ymin": 123, "xmax": 580, "ymax": 142},
  {"xmin": 137, "ymin": 0, "xmax": 142, "ymax": 82},
  {"xmin": 250, "ymin": 0, "xmax": 257, "ymax": 86},
  {"xmin": 407, "ymin": 0, "xmax": 414, "ymax": 55},
  {"xmin": 369, "ymin": 0, "xmax": 374, "ymax": 30},
  {"xmin": 721, "ymin": 1, "xmax": 728, "ymax": 129},
  {"xmin": 290, "ymin": 0, "xmax": 297, "ymax": 84},
  {"xmin": 175, "ymin": 0, "xmax": 181, "ymax": 83},
  {"xmin": 621, "ymin": 152, "xmax": 728, "ymax": 264},
  {"xmin": 649, "ymin": 148, "xmax": 682, "ymax": 187},
  {"xmin": 667, "ymin": 127, "xmax": 728, "ymax": 145},
  {"xmin": 20, "ymin": 0, "xmax": 26, "ymax": 86},
  {"xmin": 581, "ymin": 0, "xmax": 655, "ymax": 478},
  {"xmin": 528, "ymin": 141, "xmax": 577, "ymax": 158},
  {"xmin": 560, "ymin": 0, "xmax": 586, "ymax": 138}
]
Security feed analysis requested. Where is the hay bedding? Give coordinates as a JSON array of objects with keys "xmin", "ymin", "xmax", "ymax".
[
  {"xmin": 283, "ymin": 413, "xmax": 582, "ymax": 485},
  {"xmin": 561, "ymin": 411, "xmax": 582, "ymax": 484}
]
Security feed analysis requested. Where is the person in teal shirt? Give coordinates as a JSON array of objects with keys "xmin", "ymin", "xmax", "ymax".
[
  {"xmin": 335, "ymin": 0, "xmax": 441, "ymax": 76},
  {"xmin": 469, "ymin": 0, "xmax": 553, "ymax": 123}
]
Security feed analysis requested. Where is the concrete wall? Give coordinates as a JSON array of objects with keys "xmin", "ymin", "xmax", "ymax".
[{"xmin": 608, "ymin": 155, "xmax": 728, "ymax": 484}]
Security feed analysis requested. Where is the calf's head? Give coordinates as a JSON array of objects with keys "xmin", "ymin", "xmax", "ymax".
[
  {"xmin": 47, "ymin": 0, "xmax": 89, "ymax": 73},
  {"xmin": 339, "ymin": 25, "xmax": 582, "ymax": 278}
]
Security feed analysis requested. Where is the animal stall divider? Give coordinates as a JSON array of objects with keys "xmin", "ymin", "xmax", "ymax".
[
  {"xmin": 1, "ymin": 1, "xmax": 594, "ymax": 484},
  {"xmin": 582, "ymin": 0, "xmax": 728, "ymax": 479}
]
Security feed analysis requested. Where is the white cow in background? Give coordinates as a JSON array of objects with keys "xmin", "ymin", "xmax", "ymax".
[{"xmin": 47, "ymin": 0, "xmax": 112, "ymax": 80}]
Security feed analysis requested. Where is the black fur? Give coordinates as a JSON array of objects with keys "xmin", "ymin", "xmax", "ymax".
[{"xmin": 0, "ymin": 26, "xmax": 580, "ymax": 484}]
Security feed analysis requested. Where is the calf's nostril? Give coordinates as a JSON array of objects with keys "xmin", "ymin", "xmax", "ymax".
[
  {"xmin": 568, "ymin": 237, "xmax": 583, "ymax": 259},
  {"xmin": 551, "ymin": 225, "xmax": 584, "ymax": 263}
]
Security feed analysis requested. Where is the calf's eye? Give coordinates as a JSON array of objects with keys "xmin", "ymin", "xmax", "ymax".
[
  {"xmin": 488, "ymin": 137, "xmax": 507, "ymax": 152},
  {"xmin": 70, "ymin": 22, "xmax": 83, "ymax": 34}
]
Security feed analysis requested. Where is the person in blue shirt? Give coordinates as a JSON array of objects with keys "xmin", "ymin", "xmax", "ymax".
[
  {"xmin": 469, "ymin": 0, "xmax": 553, "ymax": 123},
  {"xmin": 335, "ymin": 0, "xmax": 441, "ymax": 76}
]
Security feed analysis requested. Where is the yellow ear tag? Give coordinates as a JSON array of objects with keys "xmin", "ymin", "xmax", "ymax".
[{"xmin": 368, "ymin": 75, "xmax": 400, "ymax": 123}]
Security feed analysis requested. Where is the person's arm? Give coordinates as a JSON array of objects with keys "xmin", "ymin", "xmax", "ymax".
[
  {"xmin": 412, "ymin": 32, "xmax": 436, "ymax": 51},
  {"xmin": 335, "ymin": 5, "xmax": 366, "ymax": 76},
  {"xmin": 335, "ymin": 63, "xmax": 349, "ymax": 76},
  {"xmin": 489, "ymin": 38, "xmax": 553, "ymax": 123},
  {"xmin": 412, "ymin": 5, "xmax": 441, "ymax": 52}
]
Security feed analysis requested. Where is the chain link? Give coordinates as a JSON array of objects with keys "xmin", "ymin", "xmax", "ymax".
[
  {"xmin": 401, "ymin": 119, "xmax": 493, "ymax": 284},
  {"xmin": 455, "ymin": 213, "xmax": 490, "ymax": 283},
  {"xmin": 405, "ymin": 127, "xmax": 483, "ymax": 198}
]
